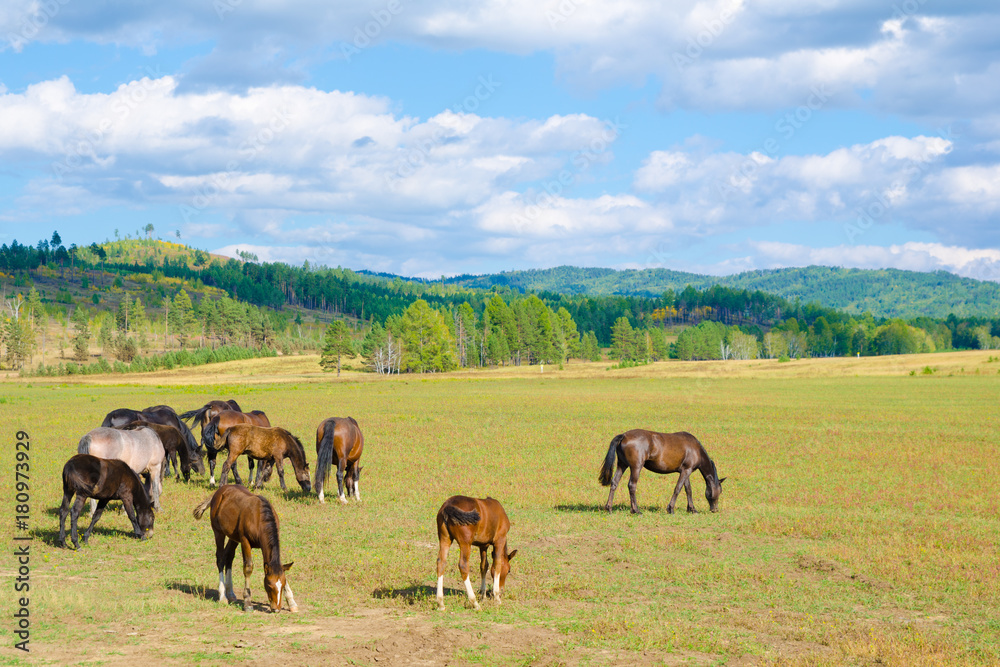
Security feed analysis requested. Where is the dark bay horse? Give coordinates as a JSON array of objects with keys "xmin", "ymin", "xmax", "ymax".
[
  {"xmin": 599, "ymin": 429, "xmax": 725, "ymax": 514},
  {"xmin": 314, "ymin": 417, "xmax": 364, "ymax": 504},
  {"xmin": 179, "ymin": 399, "xmax": 243, "ymax": 429},
  {"xmin": 219, "ymin": 425, "xmax": 311, "ymax": 494},
  {"xmin": 102, "ymin": 405, "xmax": 202, "ymax": 472},
  {"xmin": 193, "ymin": 484, "xmax": 297, "ymax": 612},
  {"xmin": 120, "ymin": 421, "xmax": 204, "ymax": 482},
  {"xmin": 79, "ymin": 426, "xmax": 166, "ymax": 510},
  {"xmin": 436, "ymin": 496, "xmax": 517, "ymax": 611},
  {"xmin": 201, "ymin": 410, "xmax": 271, "ymax": 486},
  {"xmin": 59, "ymin": 454, "xmax": 155, "ymax": 549}
]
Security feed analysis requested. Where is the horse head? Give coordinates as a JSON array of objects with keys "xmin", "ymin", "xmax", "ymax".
[
  {"xmin": 496, "ymin": 547, "xmax": 518, "ymax": 593},
  {"xmin": 263, "ymin": 561, "xmax": 293, "ymax": 612},
  {"xmin": 706, "ymin": 474, "xmax": 726, "ymax": 512},
  {"xmin": 137, "ymin": 505, "xmax": 155, "ymax": 540}
]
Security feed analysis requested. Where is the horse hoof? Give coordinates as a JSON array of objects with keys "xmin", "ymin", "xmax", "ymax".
[
  {"xmin": 473, "ymin": 603, "xmax": 481, "ymax": 611},
  {"xmin": 289, "ymin": 605, "xmax": 300, "ymax": 613},
  {"xmin": 687, "ymin": 508, "xmax": 698, "ymax": 514}
]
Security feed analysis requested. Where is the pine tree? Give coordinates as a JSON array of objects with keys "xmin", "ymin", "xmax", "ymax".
[
  {"xmin": 610, "ymin": 317, "xmax": 635, "ymax": 361},
  {"xmin": 398, "ymin": 300, "xmax": 458, "ymax": 373},
  {"xmin": 320, "ymin": 320, "xmax": 353, "ymax": 376},
  {"xmin": 71, "ymin": 307, "xmax": 91, "ymax": 361}
]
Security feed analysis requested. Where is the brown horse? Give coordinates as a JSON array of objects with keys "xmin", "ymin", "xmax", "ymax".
[
  {"xmin": 314, "ymin": 417, "xmax": 364, "ymax": 504},
  {"xmin": 193, "ymin": 485, "xmax": 297, "ymax": 612},
  {"xmin": 59, "ymin": 454, "xmax": 155, "ymax": 549},
  {"xmin": 120, "ymin": 421, "xmax": 204, "ymax": 482},
  {"xmin": 218, "ymin": 425, "xmax": 311, "ymax": 494},
  {"xmin": 436, "ymin": 496, "xmax": 518, "ymax": 611},
  {"xmin": 201, "ymin": 409, "xmax": 271, "ymax": 486},
  {"xmin": 599, "ymin": 429, "xmax": 725, "ymax": 514}
]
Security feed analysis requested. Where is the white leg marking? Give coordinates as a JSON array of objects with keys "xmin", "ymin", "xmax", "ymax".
[
  {"xmin": 338, "ymin": 493, "xmax": 347, "ymax": 505},
  {"xmin": 493, "ymin": 574, "xmax": 501, "ymax": 602},
  {"xmin": 463, "ymin": 576, "xmax": 480, "ymax": 610},
  {"xmin": 283, "ymin": 582, "xmax": 299, "ymax": 612},
  {"xmin": 218, "ymin": 572, "xmax": 227, "ymax": 604},
  {"xmin": 318, "ymin": 489, "xmax": 325, "ymax": 503},
  {"xmin": 210, "ymin": 475, "xmax": 216, "ymax": 487},
  {"xmin": 89, "ymin": 498, "xmax": 97, "ymax": 517},
  {"xmin": 354, "ymin": 481, "xmax": 360, "ymax": 501}
]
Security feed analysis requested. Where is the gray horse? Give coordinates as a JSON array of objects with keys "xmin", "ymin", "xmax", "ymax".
[{"xmin": 78, "ymin": 427, "xmax": 166, "ymax": 511}]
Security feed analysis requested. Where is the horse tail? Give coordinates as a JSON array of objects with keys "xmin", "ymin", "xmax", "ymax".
[
  {"xmin": 598, "ymin": 433, "xmax": 625, "ymax": 486},
  {"xmin": 443, "ymin": 506, "xmax": 481, "ymax": 526},
  {"xmin": 202, "ymin": 418, "xmax": 219, "ymax": 452},
  {"xmin": 78, "ymin": 433, "xmax": 92, "ymax": 455},
  {"xmin": 192, "ymin": 496, "xmax": 213, "ymax": 520},
  {"xmin": 178, "ymin": 406, "xmax": 206, "ymax": 423},
  {"xmin": 315, "ymin": 422, "xmax": 335, "ymax": 489}
]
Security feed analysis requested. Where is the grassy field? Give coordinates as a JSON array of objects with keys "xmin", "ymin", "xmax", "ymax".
[{"xmin": 1, "ymin": 353, "xmax": 998, "ymax": 665}]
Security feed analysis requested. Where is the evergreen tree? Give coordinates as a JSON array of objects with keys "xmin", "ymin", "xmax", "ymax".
[
  {"xmin": 399, "ymin": 299, "xmax": 458, "ymax": 373},
  {"xmin": 26, "ymin": 286, "xmax": 44, "ymax": 327},
  {"xmin": 71, "ymin": 307, "xmax": 91, "ymax": 361},
  {"xmin": 171, "ymin": 289, "xmax": 197, "ymax": 349},
  {"xmin": 320, "ymin": 320, "xmax": 354, "ymax": 376},
  {"xmin": 610, "ymin": 316, "xmax": 635, "ymax": 361}
]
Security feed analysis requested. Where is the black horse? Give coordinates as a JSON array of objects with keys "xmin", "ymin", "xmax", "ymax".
[
  {"xmin": 59, "ymin": 454, "xmax": 155, "ymax": 549},
  {"xmin": 102, "ymin": 405, "xmax": 203, "ymax": 477}
]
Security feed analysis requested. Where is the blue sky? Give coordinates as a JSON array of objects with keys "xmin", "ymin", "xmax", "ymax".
[{"xmin": 1, "ymin": 0, "xmax": 999, "ymax": 280}]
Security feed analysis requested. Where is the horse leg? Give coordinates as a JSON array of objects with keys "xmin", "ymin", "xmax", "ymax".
[
  {"xmin": 58, "ymin": 491, "xmax": 74, "ymax": 548},
  {"xmin": 336, "ymin": 460, "xmax": 347, "ymax": 504},
  {"xmin": 208, "ymin": 449, "xmax": 218, "ymax": 486},
  {"xmin": 83, "ymin": 498, "xmax": 113, "ymax": 544},
  {"xmin": 120, "ymin": 495, "xmax": 145, "ymax": 539},
  {"xmin": 627, "ymin": 465, "xmax": 643, "ymax": 514},
  {"xmin": 70, "ymin": 495, "xmax": 89, "ymax": 549},
  {"xmin": 274, "ymin": 457, "xmax": 288, "ymax": 491},
  {"xmin": 604, "ymin": 464, "xmax": 626, "ymax": 512},
  {"xmin": 436, "ymin": 537, "xmax": 451, "ymax": 610},
  {"xmin": 220, "ymin": 453, "xmax": 240, "ymax": 486},
  {"xmin": 150, "ymin": 464, "xmax": 163, "ymax": 511},
  {"xmin": 491, "ymin": 543, "xmax": 503, "ymax": 603},
  {"xmin": 667, "ymin": 468, "xmax": 695, "ymax": 514},
  {"xmin": 282, "ymin": 581, "xmax": 299, "ymax": 613},
  {"xmin": 458, "ymin": 542, "xmax": 481, "ymax": 610},
  {"xmin": 477, "ymin": 547, "xmax": 489, "ymax": 599},
  {"xmin": 240, "ymin": 537, "xmax": 254, "ymax": 612},
  {"xmin": 251, "ymin": 458, "xmax": 264, "ymax": 490},
  {"xmin": 684, "ymin": 476, "xmax": 697, "ymax": 513}
]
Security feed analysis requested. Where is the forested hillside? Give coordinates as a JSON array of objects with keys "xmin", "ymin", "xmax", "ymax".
[
  {"xmin": 442, "ymin": 265, "xmax": 1000, "ymax": 319},
  {"xmin": 2, "ymin": 234, "xmax": 999, "ymax": 376}
]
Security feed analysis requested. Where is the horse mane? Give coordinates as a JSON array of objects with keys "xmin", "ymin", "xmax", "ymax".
[
  {"xmin": 281, "ymin": 430, "xmax": 307, "ymax": 468},
  {"xmin": 257, "ymin": 496, "xmax": 283, "ymax": 574},
  {"xmin": 348, "ymin": 416, "xmax": 359, "ymax": 427}
]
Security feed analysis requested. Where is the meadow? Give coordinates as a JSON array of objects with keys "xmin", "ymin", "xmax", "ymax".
[{"xmin": 0, "ymin": 352, "xmax": 998, "ymax": 665}]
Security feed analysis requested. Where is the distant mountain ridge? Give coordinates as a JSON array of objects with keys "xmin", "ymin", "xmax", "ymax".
[{"xmin": 434, "ymin": 265, "xmax": 1000, "ymax": 319}]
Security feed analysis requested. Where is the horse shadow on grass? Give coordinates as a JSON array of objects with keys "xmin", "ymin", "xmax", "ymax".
[
  {"xmin": 34, "ymin": 522, "xmax": 139, "ymax": 548},
  {"xmin": 372, "ymin": 583, "xmax": 437, "ymax": 605},
  {"xmin": 166, "ymin": 581, "xmax": 275, "ymax": 612},
  {"xmin": 554, "ymin": 503, "xmax": 667, "ymax": 514}
]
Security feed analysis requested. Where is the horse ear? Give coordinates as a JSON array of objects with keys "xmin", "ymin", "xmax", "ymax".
[
  {"xmin": 719, "ymin": 477, "xmax": 727, "ymax": 485},
  {"xmin": 506, "ymin": 549, "xmax": 517, "ymax": 561},
  {"xmin": 283, "ymin": 562, "xmax": 294, "ymax": 572}
]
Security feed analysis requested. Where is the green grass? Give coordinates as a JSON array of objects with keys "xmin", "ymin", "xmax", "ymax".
[{"xmin": 0, "ymin": 372, "xmax": 997, "ymax": 664}]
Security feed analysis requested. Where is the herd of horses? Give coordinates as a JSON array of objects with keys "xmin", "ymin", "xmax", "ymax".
[{"xmin": 56, "ymin": 398, "xmax": 725, "ymax": 613}]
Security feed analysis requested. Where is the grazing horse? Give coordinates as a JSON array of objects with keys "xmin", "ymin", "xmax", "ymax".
[
  {"xmin": 598, "ymin": 429, "xmax": 725, "ymax": 515},
  {"xmin": 201, "ymin": 410, "xmax": 271, "ymax": 486},
  {"xmin": 59, "ymin": 454, "xmax": 154, "ymax": 549},
  {"xmin": 436, "ymin": 496, "xmax": 518, "ymax": 611},
  {"xmin": 119, "ymin": 421, "xmax": 204, "ymax": 482},
  {"xmin": 314, "ymin": 417, "xmax": 364, "ymax": 504},
  {"xmin": 101, "ymin": 405, "xmax": 202, "ymax": 473},
  {"xmin": 192, "ymin": 485, "xmax": 297, "ymax": 612},
  {"xmin": 79, "ymin": 426, "xmax": 166, "ymax": 511},
  {"xmin": 219, "ymin": 425, "xmax": 311, "ymax": 494}
]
